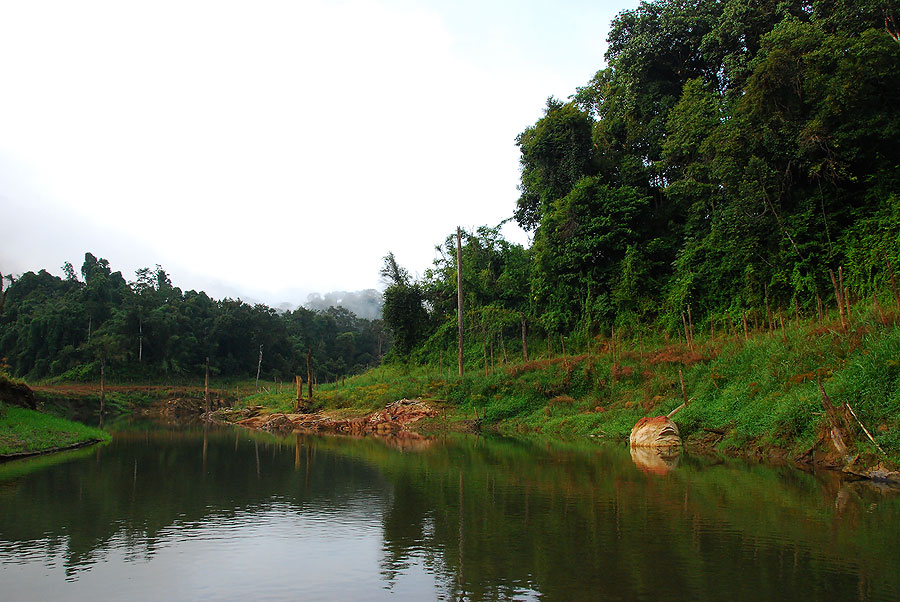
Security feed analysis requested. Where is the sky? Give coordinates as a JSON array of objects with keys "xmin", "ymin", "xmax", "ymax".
[{"xmin": 0, "ymin": 0, "xmax": 636, "ymax": 308}]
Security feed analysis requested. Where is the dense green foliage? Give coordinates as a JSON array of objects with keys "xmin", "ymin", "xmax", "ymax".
[
  {"xmin": 379, "ymin": 0, "xmax": 900, "ymax": 364},
  {"xmin": 0, "ymin": 254, "xmax": 386, "ymax": 383}
]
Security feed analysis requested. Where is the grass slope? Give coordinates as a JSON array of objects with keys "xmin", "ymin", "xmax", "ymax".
[
  {"xmin": 239, "ymin": 304, "xmax": 900, "ymax": 465},
  {"xmin": 0, "ymin": 406, "xmax": 110, "ymax": 456}
]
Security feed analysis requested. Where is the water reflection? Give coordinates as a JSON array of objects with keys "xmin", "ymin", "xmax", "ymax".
[
  {"xmin": 630, "ymin": 445, "xmax": 681, "ymax": 475},
  {"xmin": 0, "ymin": 426, "xmax": 899, "ymax": 601}
]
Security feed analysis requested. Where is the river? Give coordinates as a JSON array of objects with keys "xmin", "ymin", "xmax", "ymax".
[{"xmin": 1, "ymin": 424, "xmax": 899, "ymax": 601}]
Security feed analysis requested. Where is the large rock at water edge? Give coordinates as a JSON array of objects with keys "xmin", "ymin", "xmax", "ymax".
[{"xmin": 629, "ymin": 416, "xmax": 682, "ymax": 448}]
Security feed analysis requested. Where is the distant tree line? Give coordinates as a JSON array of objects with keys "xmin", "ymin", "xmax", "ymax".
[
  {"xmin": 380, "ymin": 0, "xmax": 900, "ymax": 363},
  {"xmin": 0, "ymin": 253, "xmax": 387, "ymax": 383}
]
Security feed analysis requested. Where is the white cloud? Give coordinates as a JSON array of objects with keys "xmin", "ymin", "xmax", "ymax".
[{"xmin": 0, "ymin": 0, "xmax": 631, "ymax": 305}]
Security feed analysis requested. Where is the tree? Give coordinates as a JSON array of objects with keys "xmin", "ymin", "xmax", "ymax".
[
  {"xmin": 380, "ymin": 253, "xmax": 430, "ymax": 357},
  {"xmin": 514, "ymin": 98, "xmax": 596, "ymax": 231}
]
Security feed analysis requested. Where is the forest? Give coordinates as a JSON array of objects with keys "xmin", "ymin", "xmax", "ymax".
[
  {"xmin": 2, "ymin": 0, "xmax": 899, "ymax": 383},
  {"xmin": 379, "ymin": 0, "xmax": 900, "ymax": 364},
  {"xmin": 0, "ymin": 254, "xmax": 386, "ymax": 383}
]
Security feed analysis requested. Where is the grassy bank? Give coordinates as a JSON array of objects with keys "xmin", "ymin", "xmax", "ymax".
[
  {"xmin": 235, "ymin": 304, "xmax": 900, "ymax": 466},
  {"xmin": 0, "ymin": 406, "xmax": 110, "ymax": 457}
]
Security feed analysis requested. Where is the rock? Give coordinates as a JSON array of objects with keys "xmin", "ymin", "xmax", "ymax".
[
  {"xmin": 629, "ymin": 416, "xmax": 682, "ymax": 448},
  {"xmin": 260, "ymin": 414, "xmax": 296, "ymax": 432}
]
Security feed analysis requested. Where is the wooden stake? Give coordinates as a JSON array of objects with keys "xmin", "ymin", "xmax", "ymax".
[
  {"xmin": 764, "ymin": 284, "xmax": 773, "ymax": 335},
  {"xmin": 845, "ymin": 402, "xmax": 888, "ymax": 457},
  {"xmin": 816, "ymin": 291, "xmax": 824, "ymax": 322},
  {"xmin": 829, "ymin": 269, "xmax": 847, "ymax": 330},
  {"xmin": 687, "ymin": 304, "xmax": 695, "ymax": 346},
  {"xmin": 306, "ymin": 348, "xmax": 313, "ymax": 399},
  {"xmin": 794, "ymin": 297, "xmax": 801, "ymax": 328},
  {"xmin": 99, "ymin": 357, "xmax": 106, "ymax": 416},
  {"xmin": 779, "ymin": 309, "xmax": 786, "ymax": 342},
  {"xmin": 456, "ymin": 226, "xmax": 464, "ymax": 377},
  {"xmin": 255, "ymin": 344, "xmax": 263, "ymax": 390},
  {"xmin": 682, "ymin": 312, "xmax": 693, "ymax": 351},
  {"xmin": 204, "ymin": 356, "xmax": 210, "ymax": 414},
  {"xmin": 742, "ymin": 310, "xmax": 749, "ymax": 341},
  {"xmin": 520, "ymin": 314, "xmax": 528, "ymax": 362}
]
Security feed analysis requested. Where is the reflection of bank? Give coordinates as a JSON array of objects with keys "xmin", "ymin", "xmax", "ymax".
[{"xmin": 630, "ymin": 445, "xmax": 682, "ymax": 476}]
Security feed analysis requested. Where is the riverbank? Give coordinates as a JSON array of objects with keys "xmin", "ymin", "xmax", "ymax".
[
  {"xmin": 229, "ymin": 310, "xmax": 900, "ymax": 479},
  {"xmin": 0, "ymin": 406, "xmax": 110, "ymax": 458}
]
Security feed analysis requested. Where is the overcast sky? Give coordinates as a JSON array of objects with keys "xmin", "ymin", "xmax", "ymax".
[{"xmin": 0, "ymin": 0, "xmax": 635, "ymax": 308}]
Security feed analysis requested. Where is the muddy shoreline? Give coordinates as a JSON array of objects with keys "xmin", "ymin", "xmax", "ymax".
[{"xmin": 0, "ymin": 438, "xmax": 104, "ymax": 461}]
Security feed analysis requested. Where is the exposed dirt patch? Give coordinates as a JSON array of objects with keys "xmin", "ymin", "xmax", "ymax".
[
  {"xmin": 234, "ymin": 398, "xmax": 443, "ymax": 435},
  {"xmin": 0, "ymin": 377, "xmax": 36, "ymax": 410}
]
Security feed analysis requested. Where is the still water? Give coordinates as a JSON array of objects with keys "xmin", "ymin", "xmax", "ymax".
[{"xmin": 1, "ymin": 425, "xmax": 899, "ymax": 601}]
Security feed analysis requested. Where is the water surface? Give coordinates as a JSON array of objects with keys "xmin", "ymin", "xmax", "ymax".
[{"xmin": 1, "ymin": 425, "xmax": 899, "ymax": 601}]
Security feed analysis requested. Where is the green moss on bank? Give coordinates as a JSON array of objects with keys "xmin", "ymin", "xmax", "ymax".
[{"xmin": 0, "ymin": 406, "xmax": 110, "ymax": 457}]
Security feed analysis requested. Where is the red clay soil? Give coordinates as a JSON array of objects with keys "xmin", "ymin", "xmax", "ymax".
[{"xmin": 235, "ymin": 399, "xmax": 442, "ymax": 435}]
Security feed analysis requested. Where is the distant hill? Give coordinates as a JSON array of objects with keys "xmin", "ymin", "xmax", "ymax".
[{"xmin": 304, "ymin": 289, "xmax": 383, "ymax": 320}]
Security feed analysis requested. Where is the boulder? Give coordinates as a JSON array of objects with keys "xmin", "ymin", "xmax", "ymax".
[{"xmin": 629, "ymin": 416, "xmax": 682, "ymax": 448}]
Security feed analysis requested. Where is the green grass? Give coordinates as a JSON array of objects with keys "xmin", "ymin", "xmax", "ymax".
[
  {"xmin": 238, "ymin": 300, "xmax": 900, "ymax": 466},
  {"xmin": 0, "ymin": 406, "xmax": 111, "ymax": 456}
]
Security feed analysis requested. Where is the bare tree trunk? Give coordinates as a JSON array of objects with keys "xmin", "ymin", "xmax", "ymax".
[
  {"xmin": 100, "ymin": 357, "xmax": 106, "ymax": 416},
  {"xmin": 839, "ymin": 267, "xmax": 851, "ymax": 322},
  {"xmin": 0, "ymin": 272, "xmax": 8, "ymax": 314},
  {"xmin": 307, "ymin": 348, "xmax": 313, "ymax": 399},
  {"xmin": 255, "ymin": 344, "xmax": 263, "ymax": 390},
  {"xmin": 764, "ymin": 285, "xmax": 773, "ymax": 335},
  {"xmin": 682, "ymin": 312, "xmax": 693, "ymax": 351},
  {"xmin": 204, "ymin": 356, "xmax": 210, "ymax": 414},
  {"xmin": 687, "ymin": 304, "xmax": 695, "ymax": 346},
  {"xmin": 139, "ymin": 318, "xmax": 143, "ymax": 363},
  {"xmin": 457, "ymin": 226, "xmax": 465, "ymax": 378},
  {"xmin": 829, "ymin": 269, "xmax": 847, "ymax": 330},
  {"xmin": 520, "ymin": 314, "xmax": 528, "ymax": 362},
  {"xmin": 743, "ymin": 310, "xmax": 749, "ymax": 340}
]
